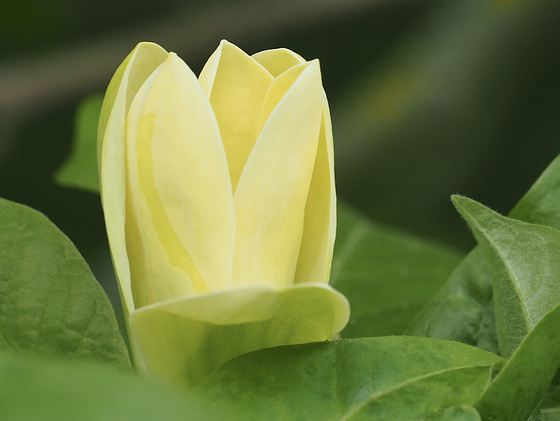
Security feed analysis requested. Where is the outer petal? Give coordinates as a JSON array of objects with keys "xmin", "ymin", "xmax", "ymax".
[
  {"xmin": 198, "ymin": 40, "xmax": 274, "ymax": 191},
  {"xmin": 125, "ymin": 54, "xmax": 236, "ymax": 308},
  {"xmin": 254, "ymin": 50, "xmax": 336, "ymax": 284},
  {"xmin": 294, "ymin": 94, "xmax": 337, "ymax": 284},
  {"xmin": 129, "ymin": 284, "xmax": 350, "ymax": 389},
  {"xmin": 252, "ymin": 47, "xmax": 306, "ymax": 77},
  {"xmin": 98, "ymin": 42, "xmax": 168, "ymax": 317},
  {"xmin": 232, "ymin": 60, "xmax": 323, "ymax": 288}
]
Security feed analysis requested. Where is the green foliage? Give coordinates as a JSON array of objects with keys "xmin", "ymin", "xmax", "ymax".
[
  {"xmin": 0, "ymin": 353, "xmax": 197, "ymax": 421},
  {"xmin": 0, "ymin": 198, "xmax": 129, "ymax": 366},
  {"xmin": 454, "ymin": 196, "xmax": 560, "ymax": 420},
  {"xmin": 332, "ymin": 204, "xmax": 462, "ymax": 338},
  {"xmin": 189, "ymin": 337, "xmax": 503, "ymax": 421},
  {"xmin": 55, "ymin": 94, "xmax": 103, "ymax": 193},
  {"xmin": 407, "ymin": 155, "xmax": 560, "ymax": 354}
]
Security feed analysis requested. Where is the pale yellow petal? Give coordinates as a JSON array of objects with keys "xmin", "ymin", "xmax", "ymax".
[
  {"xmin": 198, "ymin": 40, "xmax": 274, "ymax": 191},
  {"xmin": 98, "ymin": 42, "xmax": 168, "ymax": 316},
  {"xmin": 129, "ymin": 283, "xmax": 350, "ymax": 389},
  {"xmin": 294, "ymin": 93, "xmax": 336, "ymax": 284},
  {"xmin": 252, "ymin": 47, "xmax": 306, "ymax": 77},
  {"xmin": 126, "ymin": 54, "xmax": 236, "ymax": 308},
  {"xmin": 232, "ymin": 60, "xmax": 323, "ymax": 288},
  {"xmin": 125, "ymin": 62, "xmax": 195, "ymax": 308},
  {"xmin": 256, "ymin": 62, "xmax": 307, "ymax": 136}
]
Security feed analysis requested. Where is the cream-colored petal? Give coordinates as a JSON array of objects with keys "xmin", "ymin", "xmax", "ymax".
[
  {"xmin": 294, "ymin": 93, "xmax": 336, "ymax": 284},
  {"xmin": 256, "ymin": 63, "xmax": 307, "ymax": 136},
  {"xmin": 98, "ymin": 42, "xmax": 168, "ymax": 317},
  {"xmin": 129, "ymin": 283, "xmax": 350, "ymax": 389},
  {"xmin": 125, "ymin": 62, "xmax": 195, "ymax": 309},
  {"xmin": 126, "ymin": 54, "xmax": 236, "ymax": 308},
  {"xmin": 252, "ymin": 48, "xmax": 306, "ymax": 77},
  {"xmin": 232, "ymin": 60, "xmax": 324, "ymax": 288},
  {"xmin": 198, "ymin": 40, "xmax": 274, "ymax": 191}
]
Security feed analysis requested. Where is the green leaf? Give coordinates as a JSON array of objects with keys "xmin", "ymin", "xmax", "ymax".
[
  {"xmin": 407, "ymin": 154, "xmax": 560, "ymax": 351},
  {"xmin": 453, "ymin": 195, "xmax": 560, "ymax": 357},
  {"xmin": 0, "ymin": 354, "xmax": 198, "ymax": 421},
  {"xmin": 0, "ymin": 198, "xmax": 129, "ymax": 367},
  {"xmin": 543, "ymin": 411, "xmax": 560, "ymax": 421},
  {"xmin": 54, "ymin": 94, "xmax": 103, "ymax": 193},
  {"xmin": 331, "ymin": 204, "xmax": 462, "ymax": 338},
  {"xmin": 189, "ymin": 336, "xmax": 504, "ymax": 421},
  {"xmin": 453, "ymin": 196, "xmax": 560, "ymax": 420},
  {"xmin": 476, "ymin": 306, "xmax": 560, "ymax": 421},
  {"xmin": 541, "ymin": 381, "xmax": 560, "ymax": 420}
]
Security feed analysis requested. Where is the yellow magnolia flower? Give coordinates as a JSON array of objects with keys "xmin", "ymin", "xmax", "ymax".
[{"xmin": 98, "ymin": 40, "xmax": 350, "ymax": 389}]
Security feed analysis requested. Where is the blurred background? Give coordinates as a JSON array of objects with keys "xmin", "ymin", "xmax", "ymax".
[{"xmin": 1, "ymin": 0, "xmax": 560, "ymax": 311}]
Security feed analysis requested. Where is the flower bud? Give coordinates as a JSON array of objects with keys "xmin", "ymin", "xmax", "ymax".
[{"xmin": 98, "ymin": 40, "xmax": 349, "ymax": 389}]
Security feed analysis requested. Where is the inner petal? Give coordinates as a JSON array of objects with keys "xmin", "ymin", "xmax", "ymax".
[
  {"xmin": 252, "ymin": 48, "xmax": 306, "ymax": 77},
  {"xmin": 199, "ymin": 40, "xmax": 274, "ymax": 191}
]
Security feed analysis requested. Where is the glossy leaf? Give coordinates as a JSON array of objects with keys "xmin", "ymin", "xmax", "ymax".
[
  {"xmin": 0, "ymin": 198, "xmax": 129, "ymax": 367},
  {"xmin": 332, "ymin": 204, "xmax": 462, "ymax": 338},
  {"xmin": 189, "ymin": 336, "xmax": 504, "ymax": 421},
  {"xmin": 453, "ymin": 196, "xmax": 560, "ymax": 420},
  {"xmin": 54, "ymin": 94, "xmax": 103, "ymax": 192}
]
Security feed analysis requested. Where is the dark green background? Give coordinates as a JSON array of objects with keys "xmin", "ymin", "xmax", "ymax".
[{"xmin": 1, "ymin": 0, "xmax": 560, "ymax": 308}]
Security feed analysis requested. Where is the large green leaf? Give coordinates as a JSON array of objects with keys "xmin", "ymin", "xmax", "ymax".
[
  {"xmin": 453, "ymin": 196, "xmax": 560, "ymax": 420},
  {"xmin": 332, "ymin": 204, "xmax": 462, "ymax": 338},
  {"xmin": 0, "ymin": 198, "xmax": 129, "ymax": 367},
  {"xmin": 407, "ymin": 154, "xmax": 560, "ymax": 352},
  {"xmin": 189, "ymin": 336, "xmax": 504, "ymax": 420},
  {"xmin": 54, "ymin": 94, "xmax": 103, "ymax": 193},
  {"xmin": 0, "ymin": 354, "xmax": 198, "ymax": 421}
]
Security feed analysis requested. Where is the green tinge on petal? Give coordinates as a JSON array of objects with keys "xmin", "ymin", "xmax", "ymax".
[
  {"xmin": 129, "ymin": 284, "xmax": 350, "ymax": 390},
  {"xmin": 98, "ymin": 42, "xmax": 168, "ymax": 317},
  {"xmin": 252, "ymin": 48, "xmax": 306, "ymax": 77},
  {"xmin": 125, "ymin": 54, "xmax": 236, "ymax": 307},
  {"xmin": 198, "ymin": 40, "xmax": 274, "ymax": 191},
  {"xmin": 294, "ymin": 95, "xmax": 336, "ymax": 284},
  {"xmin": 232, "ymin": 60, "xmax": 324, "ymax": 289}
]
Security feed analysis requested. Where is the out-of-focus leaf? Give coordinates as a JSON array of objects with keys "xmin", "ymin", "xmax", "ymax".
[
  {"xmin": 541, "ymin": 381, "xmax": 560, "ymax": 420},
  {"xmin": 0, "ymin": 354, "xmax": 198, "ymax": 421},
  {"xmin": 407, "ymin": 154, "xmax": 560, "ymax": 352},
  {"xmin": 331, "ymin": 204, "xmax": 462, "ymax": 338},
  {"xmin": 54, "ymin": 94, "xmax": 102, "ymax": 193},
  {"xmin": 189, "ymin": 336, "xmax": 503, "ymax": 421},
  {"xmin": 334, "ymin": 0, "xmax": 560, "ymax": 248},
  {"xmin": 0, "ymin": 198, "xmax": 129, "ymax": 367},
  {"xmin": 543, "ymin": 410, "xmax": 560, "ymax": 421},
  {"xmin": 454, "ymin": 196, "xmax": 560, "ymax": 420}
]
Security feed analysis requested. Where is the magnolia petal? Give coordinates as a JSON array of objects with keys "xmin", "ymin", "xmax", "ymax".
[
  {"xmin": 98, "ymin": 42, "xmax": 168, "ymax": 317},
  {"xmin": 125, "ymin": 61, "xmax": 195, "ymax": 309},
  {"xmin": 256, "ymin": 63, "xmax": 308, "ymax": 136},
  {"xmin": 198, "ymin": 40, "xmax": 274, "ymax": 191},
  {"xmin": 232, "ymin": 60, "xmax": 324, "ymax": 288},
  {"xmin": 252, "ymin": 48, "xmax": 306, "ymax": 77},
  {"xmin": 294, "ymin": 94, "xmax": 336, "ymax": 284},
  {"xmin": 126, "ymin": 54, "xmax": 236, "ymax": 308},
  {"xmin": 129, "ymin": 284, "xmax": 350, "ymax": 389}
]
